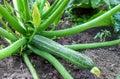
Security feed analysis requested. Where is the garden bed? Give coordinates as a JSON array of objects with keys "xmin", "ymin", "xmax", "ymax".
[
  {"xmin": 0, "ymin": 26, "xmax": 120, "ymax": 79},
  {"xmin": 0, "ymin": 0, "xmax": 120, "ymax": 79}
]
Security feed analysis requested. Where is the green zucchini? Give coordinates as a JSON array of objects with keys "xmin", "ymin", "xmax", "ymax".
[
  {"xmin": 0, "ymin": 37, "xmax": 27, "ymax": 59},
  {"xmin": 31, "ymin": 35, "xmax": 95, "ymax": 70}
]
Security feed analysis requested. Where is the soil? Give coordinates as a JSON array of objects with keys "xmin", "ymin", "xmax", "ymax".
[
  {"xmin": 0, "ymin": 26, "xmax": 120, "ymax": 79},
  {"xmin": 0, "ymin": 0, "xmax": 120, "ymax": 79}
]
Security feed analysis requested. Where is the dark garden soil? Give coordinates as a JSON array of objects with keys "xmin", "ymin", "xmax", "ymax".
[
  {"xmin": 0, "ymin": 25, "xmax": 120, "ymax": 79},
  {"xmin": 0, "ymin": 0, "xmax": 120, "ymax": 79}
]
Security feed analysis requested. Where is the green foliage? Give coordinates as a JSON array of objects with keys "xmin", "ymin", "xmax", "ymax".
[
  {"xmin": 91, "ymin": 0, "xmax": 104, "ymax": 8},
  {"xmin": 116, "ymin": 76, "xmax": 120, "ymax": 79},
  {"xmin": 66, "ymin": 0, "xmax": 120, "ymax": 39},
  {"xmin": 89, "ymin": 11, "xmax": 106, "ymax": 20},
  {"xmin": 68, "ymin": 0, "xmax": 91, "ymax": 8},
  {"xmin": 0, "ymin": 0, "xmax": 120, "ymax": 79},
  {"xmin": 3, "ymin": 0, "xmax": 13, "ymax": 13},
  {"xmin": 66, "ymin": 0, "xmax": 108, "ymax": 26},
  {"xmin": 68, "ymin": 0, "xmax": 120, "ymax": 9},
  {"xmin": 94, "ymin": 30, "xmax": 111, "ymax": 41},
  {"xmin": 113, "ymin": 12, "xmax": 120, "ymax": 32},
  {"xmin": 68, "ymin": 0, "xmax": 105, "ymax": 9},
  {"xmin": 0, "ymin": 13, "xmax": 2, "ymax": 19},
  {"xmin": 109, "ymin": 0, "xmax": 120, "ymax": 38},
  {"xmin": 0, "ymin": 45, "xmax": 5, "ymax": 49}
]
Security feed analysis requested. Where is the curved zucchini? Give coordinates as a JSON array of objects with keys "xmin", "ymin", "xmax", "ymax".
[
  {"xmin": 0, "ymin": 37, "xmax": 27, "ymax": 59},
  {"xmin": 31, "ymin": 35, "xmax": 95, "ymax": 70}
]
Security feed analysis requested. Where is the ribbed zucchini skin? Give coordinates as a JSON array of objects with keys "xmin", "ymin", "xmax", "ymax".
[{"xmin": 32, "ymin": 35, "xmax": 95, "ymax": 70}]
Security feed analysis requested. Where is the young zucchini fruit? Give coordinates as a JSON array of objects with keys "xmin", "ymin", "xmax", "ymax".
[{"xmin": 31, "ymin": 35, "xmax": 95, "ymax": 70}]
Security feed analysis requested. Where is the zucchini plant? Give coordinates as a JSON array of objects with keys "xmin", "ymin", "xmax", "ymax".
[{"xmin": 0, "ymin": 0, "xmax": 120, "ymax": 79}]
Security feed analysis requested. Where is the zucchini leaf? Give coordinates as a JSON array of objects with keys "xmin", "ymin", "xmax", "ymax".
[
  {"xmin": 67, "ymin": 0, "xmax": 120, "ymax": 31},
  {"xmin": 103, "ymin": 0, "xmax": 110, "ymax": 7},
  {"xmin": 90, "ymin": 0, "xmax": 104, "ymax": 8},
  {"xmin": 109, "ymin": 0, "xmax": 120, "ymax": 32},
  {"xmin": 113, "ymin": 12, "xmax": 120, "ymax": 32},
  {"xmin": 109, "ymin": 0, "xmax": 120, "ymax": 38},
  {"xmin": 67, "ymin": 0, "xmax": 90, "ymax": 9},
  {"xmin": 68, "ymin": 0, "xmax": 105, "ymax": 9}
]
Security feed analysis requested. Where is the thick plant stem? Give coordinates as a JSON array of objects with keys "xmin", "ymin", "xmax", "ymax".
[
  {"xmin": 0, "ymin": 4, "xmax": 26, "ymax": 35},
  {"xmin": 29, "ymin": 28, "xmax": 37, "ymax": 43},
  {"xmin": 0, "ymin": 37, "xmax": 27, "ymax": 59},
  {"xmin": 14, "ymin": 0, "xmax": 30, "ymax": 21},
  {"xmin": 37, "ymin": 0, "xmax": 70, "ymax": 31},
  {"xmin": 12, "ymin": 0, "xmax": 27, "ymax": 30},
  {"xmin": 42, "ymin": 0, "xmax": 61, "ymax": 19},
  {"xmin": 0, "ymin": 20, "xmax": 18, "ymax": 41},
  {"xmin": 23, "ymin": 0, "xmax": 31, "ymax": 21},
  {"xmin": 42, "ymin": 0, "xmax": 59, "ymax": 18},
  {"xmin": 0, "ymin": 27, "xmax": 17, "ymax": 42},
  {"xmin": 39, "ymin": 0, "xmax": 46, "ymax": 14},
  {"xmin": 40, "ymin": 4, "xmax": 120, "ymax": 37},
  {"xmin": 22, "ymin": 53, "xmax": 39, "ymax": 79},
  {"xmin": 28, "ymin": 45, "xmax": 73, "ymax": 79},
  {"xmin": 65, "ymin": 39, "xmax": 120, "ymax": 50},
  {"xmin": 15, "ymin": 0, "xmax": 24, "ymax": 14}
]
